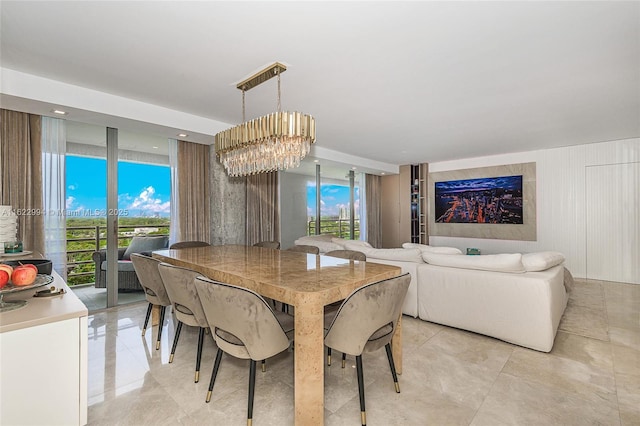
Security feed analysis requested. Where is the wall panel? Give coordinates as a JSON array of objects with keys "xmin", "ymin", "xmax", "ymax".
[
  {"xmin": 429, "ymin": 138, "xmax": 639, "ymax": 282},
  {"xmin": 586, "ymin": 162, "xmax": 639, "ymax": 283}
]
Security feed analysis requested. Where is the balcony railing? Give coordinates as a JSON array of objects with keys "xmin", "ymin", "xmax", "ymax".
[
  {"xmin": 66, "ymin": 224, "xmax": 169, "ymax": 286},
  {"xmin": 307, "ymin": 218, "xmax": 360, "ymax": 239},
  {"xmin": 66, "ymin": 219, "xmax": 357, "ymax": 286}
]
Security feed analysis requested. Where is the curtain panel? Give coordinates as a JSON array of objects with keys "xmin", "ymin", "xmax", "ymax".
[
  {"xmin": 168, "ymin": 138, "xmax": 180, "ymax": 244},
  {"xmin": 0, "ymin": 109, "xmax": 44, "ymax": 254},
  {"xmin": 177, "ymin": 140, "xmax": 211, "ymax": 243},
  {"xmin": 41, "ymin": 117, "xmax": 67, "ymax": 277},
  {"xmin": 365, "ymin": 173, "xmax": 382, "ymax": 248},
  {"xmin": 246, "ymin": 171, "xmax": 280, "ymax": 246}
]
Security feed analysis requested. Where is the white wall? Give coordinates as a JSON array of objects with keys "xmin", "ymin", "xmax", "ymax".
[{"xmin": 429, "ymin": 138, "xmax": 640, "ymax": 282}]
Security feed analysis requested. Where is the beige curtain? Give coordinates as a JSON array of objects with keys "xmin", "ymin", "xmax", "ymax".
[
  {"xmin": 0, "ymin": 109, "xmax": 44, "ymax": 254},
  {"xmin": 246, "ymin": 171, "xmax": 280, "ymax": 246},
  {"xmin": 365, "ymin": 173, "xmax": 382, "ymax": 248},
  {"xmin": 177, "ymin": 140, "xmax": 211, "ymax": 242}
]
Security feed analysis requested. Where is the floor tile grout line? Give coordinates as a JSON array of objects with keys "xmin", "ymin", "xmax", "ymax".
[{"xmin": 466, "ymin": 344, "xmax": 516, "ymax": 425}]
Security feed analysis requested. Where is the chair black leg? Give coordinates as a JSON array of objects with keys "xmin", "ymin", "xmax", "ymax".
[
  {"xmin": 327, "ymin": 347, "xmax": 332, "ymax": 366},
  {"xmin": 342, "ymin": 352, "xmax": 347, "ymax": 368},
  {"xmin": 142, "ymin": 303, "xmax": 153, "ymax": 336},
  {"xmin": 385, "ymin": 343, "xmax": 400, "ymax": 393},
  {"xmin": 169, "ymin": 321, "xmax": 183, "ymax": 363},
  {"xmin": 248, "ymin": 360, "xmax": 257, "ymax": 426},
  {"xmin": 195, "ymin": 327, "xmax": 205, "ymax": 382},
  {"xmin": 156, "ymin": 306, "xmax": 166, "ymax": 350},
  {"xmin": 356, "ymin": 355, "xmax": 366, "ymax": 426},
  {"xmin": 206, "ymin": 348, "xmax": 223, "ymax": 403}
]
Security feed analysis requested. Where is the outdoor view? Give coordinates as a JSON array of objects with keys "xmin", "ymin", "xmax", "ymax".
[
  {"xmin": 65, "ymin": 156, "xmax": 170, "ymax": 285},
  {"xmin": 306, "ymin": 181, "xmax": 360, "ymax": 238}
]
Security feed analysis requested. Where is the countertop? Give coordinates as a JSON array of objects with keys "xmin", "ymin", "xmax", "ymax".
[{"xmin": 0, "ymin": 269, "xmax": 88, "ymax": 334}]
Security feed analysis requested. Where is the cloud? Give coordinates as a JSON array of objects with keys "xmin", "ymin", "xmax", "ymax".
[
  {"xmin": 65, "ymin": 196, "xmax": 85, "ymax": 212},
  {"xmin": 125, "ymin": 186, "xmax": 170, "ymax": 214},
  {"xmin": 68, "ymin": 184, "xmax": 76, "ymax": 190}
]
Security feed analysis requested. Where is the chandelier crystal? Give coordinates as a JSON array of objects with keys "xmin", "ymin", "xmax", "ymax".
[{"xmin": 214, "ymin": 63, "xmax": 316, "ymax": 177}]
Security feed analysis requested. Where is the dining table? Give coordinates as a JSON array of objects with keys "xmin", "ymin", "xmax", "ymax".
[{"xmin": 152, "ymin": 244, "xmax": 402, "ymax": 426}]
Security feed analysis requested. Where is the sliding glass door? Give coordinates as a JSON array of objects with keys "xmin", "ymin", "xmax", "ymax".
[{"xmin": 66, "ymin": 122, "xmax": 170, "ymax": 311}]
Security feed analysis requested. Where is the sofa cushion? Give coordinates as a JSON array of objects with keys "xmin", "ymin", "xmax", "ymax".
[
  {"xmin": 296, "ymin": 234, "xmax": 336, "ymax": 243},
  {"xmin": 101, "ymin": 260, "xmax": 136, "ymax": 272},
  {"xmin": 522, "ymin": 251, "xmax": 565, "ymax": 272},
  {"xmin": 339, "ymin": 239, "xmax": 373, "ymax": 250},
  {"xmin": 294, "ymin": 237, "xmax": 342, "ymax": 253},
  {"xmin": 122, "ymin": 236, "xmax": 169, "ymax": 260},
  {"xmin": 402, "ymin": 242, "xmax": 463, "ymax": 255},
  {"xmin": 422, "ymin": 253, "xmax": 525, "ymax": 273},
  {"xmin": 359, "ymin": 247, "xmax": 424, "ymax": 263}
]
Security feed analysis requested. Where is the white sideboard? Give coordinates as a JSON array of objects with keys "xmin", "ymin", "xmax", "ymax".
[{"xmin": 0, "ymin": 270, "xmax": 88, "ymax": 426}]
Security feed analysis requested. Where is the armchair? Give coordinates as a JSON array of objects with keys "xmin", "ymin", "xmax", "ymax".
[{"xmin": 92, "ymin": 236, "xmax": 169, "ymax": 290}]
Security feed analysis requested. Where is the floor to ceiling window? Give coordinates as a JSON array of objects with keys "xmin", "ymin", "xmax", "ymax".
[
  {"xmin": 65, "ymin": 121, "xmax": 170, "ymax": 311},
  {"xmin": 279, "ymin": 165, "xmax": 362, "ymax": 249},
  {"xmin": 306, "ymin": 177, "xmax": 360, "ymax": 239}
]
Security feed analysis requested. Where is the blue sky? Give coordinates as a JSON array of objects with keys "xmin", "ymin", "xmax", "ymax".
[
  {"xmin": 307, "ymin": 181, "xmax": 359, "ymax": 219},
  {"xmin": 66, "ymin": 156, "xmax": 171, "ymax": 217}
]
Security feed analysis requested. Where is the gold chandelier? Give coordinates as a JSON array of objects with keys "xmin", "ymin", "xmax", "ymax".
[{"xmin": 214, "ymin": 62, "xmax": 316, "ymax": 177}]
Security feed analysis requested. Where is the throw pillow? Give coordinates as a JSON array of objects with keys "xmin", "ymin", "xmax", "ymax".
[
  {"xmin": 422, "ymin": 253, "xmax": 525, "ymax": 273},
  {"xmin": 402, "ymin": 242, "xmax": 463, "ymax": 255},
  {"xmin": 522, "ymin": 251, "xmax": 565, "ymax": 272},
  {"xmin": 122, "ymin": 236, "xmax": 169, "ymax": 260}
]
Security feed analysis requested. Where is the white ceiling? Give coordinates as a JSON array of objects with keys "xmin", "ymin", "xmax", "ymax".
[{"xmin": 1, "ymin": 1, "xmax": 638, "ymax": 176}]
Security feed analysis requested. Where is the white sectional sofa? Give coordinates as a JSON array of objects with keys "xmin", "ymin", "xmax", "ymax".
[{"xmin": 294, "ymin": 235, "xmax": 569, "ymax": 352}]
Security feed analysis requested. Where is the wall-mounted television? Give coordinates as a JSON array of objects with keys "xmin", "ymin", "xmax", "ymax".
[{"xmin": 434, "ymin": 175, "xmax": 523, "ymax": 224}]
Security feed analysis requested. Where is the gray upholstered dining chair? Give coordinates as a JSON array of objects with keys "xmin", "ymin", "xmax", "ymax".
[
  {"xmin": 157, "ymin": 262, "xmax": 210, "ymax": 383},
  {"xmin": 253, "ymin": 240, "xmax": 280, "ymax": 249},
  {"xmin": 324, "ymin": 273, "xmax": 411, "ymax": 426},
  {"xmin": 324, "ymin": 249, "xmax": 367, "ymax": 357},
  {"xmin": 286, "ymin": 244, "xmax": 320, "ymax": 254},
  {"xmin": 130, "ymin": 253, "xmax": 171, "ymax": 350},
  {"xmin": 194, "ymin": 275, "xmax": 294, "ymax": 426},
  {"xmin": 325, "ymin": 249, "xmax": 367, "ymax": 261},
  {"xmin": 169, "ymin": 240, "xmax": 211, "ymax": 249}
]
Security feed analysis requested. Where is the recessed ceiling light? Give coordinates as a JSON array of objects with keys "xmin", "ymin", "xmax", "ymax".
[
  {"xmin": 178, "ymin": 133, "xmax": 188, "ymax": 138},
  {"xmin": 313, "ymin": 160, "xmax": 319, "ymax": 163},
  {"xmin": 351, "ymin": 167, "xmax": 357, "ymax": 170},
  {"xmin": 51, "ymin": 109, "xmax": 67, "ymax": 115},
  {"xmin": 152, "ymin": 146, "xmax": 159, "ymax": 149},
  {"xmin": 381, "ymin": 172, "xmax": 386, "ymax": 175}
]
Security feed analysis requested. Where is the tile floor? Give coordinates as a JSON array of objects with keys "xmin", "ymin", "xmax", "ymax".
[
  {"xmin": 86, "ymin": 279, "xmax": 639, "ymax": 425},
  {"xmin": 73, "ymin": 284, "xmax": 146, "ymax": 312}
]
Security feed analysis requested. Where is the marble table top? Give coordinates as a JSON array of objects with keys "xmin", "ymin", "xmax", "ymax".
[{"xmin": 152, "ymin": 244, "xmax": 401, "ymax": 307}]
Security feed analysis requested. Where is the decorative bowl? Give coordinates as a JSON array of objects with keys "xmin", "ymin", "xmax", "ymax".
[{"xmin": 1, "ymin": 259, "xmax": 53, "ymax": 275}]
